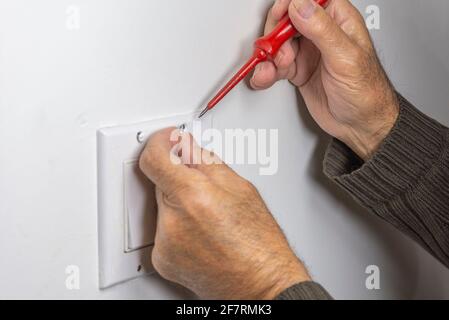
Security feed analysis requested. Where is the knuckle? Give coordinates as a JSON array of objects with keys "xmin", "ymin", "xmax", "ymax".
[
  {"xmin": 181, "ymin": 184, "xmax": 213, "ymax": 210},
  {"xmin": 275, "ymin": 49, "xmax": 292, "ymax": 69},
  {"xmin": 268, "ymin": 5, "xmax": 276, "ymax": 20},
  {"xmin": 352, "ymin": 6, "xmax": 366, "ymax": 24},
  {"xmin": 268, "ymin": 1, "xmax": 281, "ymax": 20},
  {"xmin": 189, "ymin": 196, "xmax": 211, "ymax": 211},
  {"xmin": 242, "ymin": 179, "xmax": 255, "ymax": 190},
  {"xmin": 314, "ymin": 15, "xmax": 334, "ymax": 37},
  {"xmin": 351, "ymin": 50, "xmax": 364, "ymax": 67},
  {"xmin": 173, "ymin": 177, "xmax": 203, "ymax": 197},
  {"xmin": 151, "ymin": 248, "xmax": 171, "ymax": 280},
  {"xmin": 151, "ymin": 224, "xmax": 180, "ymax": 280},
  {"xmin": 240, "ymin": 179, "xmax": 258, "ymax": 196},
  {"xmin": 151, "ymin": 246, "xmax": 163, "ymax": 266},
  {"xmin": 352, "ymin": 47, "xmax": 367, "ymax": 63},
  {"xmin": 160, "ymin": 212, "xmax": 178, "ymax": 233},
  {"xmin": 171, "ymin": 178, "xmax": 192, "ymax": 193},
  {"xmin": 139, "ymin": 146, "xmax": 160, "ymax": 174},
  {"xmin": 139, "ymin": 149, "xmax": 152, "ymax": 171},
  {"xmin": 346, "ymin": 47, "xmax": 369, "ymax": 72}
]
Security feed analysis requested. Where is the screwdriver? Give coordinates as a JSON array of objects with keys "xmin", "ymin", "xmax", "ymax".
[{"xmin": 199, "ymin": 0, "xmax": 328, "ymax": 118}]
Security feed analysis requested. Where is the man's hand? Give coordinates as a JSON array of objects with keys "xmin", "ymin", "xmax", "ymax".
[
  {"xmin": 251, "ymin": 0, "xmax": 399, "ymax": 160},
  {"xmin": 139, "ymin": 128, "xmax": 310, "ymax": 300}
]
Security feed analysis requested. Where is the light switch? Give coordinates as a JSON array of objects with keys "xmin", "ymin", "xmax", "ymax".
[
  {"xmin": 124, "ymin": 160, "xmax": 157, "ymax": 252},
  {"xmin": 97, "ymin": 111, "xmax": 213, "ymax": 288}
]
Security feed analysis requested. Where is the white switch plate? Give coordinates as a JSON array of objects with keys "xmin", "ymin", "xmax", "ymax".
[{"xmin": 97, "ymin": 112, "xmax": 213, "ymax": 289}]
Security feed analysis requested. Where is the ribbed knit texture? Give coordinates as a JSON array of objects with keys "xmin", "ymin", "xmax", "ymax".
[
  {"xmin": 323, "ymin": 94, "xmax": 449, "ymax": 267},
  {"xmin": 276, "ymin": 94, "xmax": 449, "ymax": 300},
  {"xmin": 276, "ymin": 281, "xmax": 333, "ymax": 300}
]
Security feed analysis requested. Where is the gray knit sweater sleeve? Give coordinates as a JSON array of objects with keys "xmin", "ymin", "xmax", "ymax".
[
  {"xmin": 276, "ymin": 281, "xmax": 333, "ymax": 300},
  {"xmin": 276, "ymin": 94, "xmax": 449, "ymax": 300},
  {"xmin": 323, "ymin": 94, "xmax": 449, "ymax": 267}
]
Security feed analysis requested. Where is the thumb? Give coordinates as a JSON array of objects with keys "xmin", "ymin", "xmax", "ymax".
[
  {"xmin": 139, "ymin": 127, "xmax": 204, "ymax": 195},
  {"xmin": 288, "ymin": 0, "xmax": 355, "ymax": 62}
]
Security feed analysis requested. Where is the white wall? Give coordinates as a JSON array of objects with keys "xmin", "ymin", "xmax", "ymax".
[{"xmin": 0, "ymin": 0, "xmax": 448, "ymax": 299}]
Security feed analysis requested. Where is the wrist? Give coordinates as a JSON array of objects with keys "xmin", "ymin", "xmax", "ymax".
[
  {"xmin": 262, "ymin": 269, "xmax": 311, "ymax": 300},
  {"xmin": 347, "ymin": 98, "xmax": 400, "ymax": 161},
  {"xmin": 248, "ymin": 259, "xmax": 311, "ymax": 300}
]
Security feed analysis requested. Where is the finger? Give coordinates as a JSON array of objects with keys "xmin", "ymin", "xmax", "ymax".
[
  {"xmin": 177, "ymin": 133, "xmax": 237, "ymax": 181},
  {"xmin": 196, "ymin": 157, "xmax": 244, "ymax": 192},
  {"xmin": 273, "ymin": 39, "xmax": 297, "ymax": 71},
  {"xmin": 326, "ymin": 0, "xmax": 373, "ymax": 51},
  {"xmin": 139, "ymin": 127, "xmax": 204, "ymax": 195},
  {"xmin": 275, "ymin": 38, "xmax": 301, "ymax": 81},
  {"xmin": 180, "ymin": 135, "xmax": 223, "ymax": 169},
  {"xmin": 290, "ymin": 37, "xmax": 321, "ymax": 87},
  {"xmin": 252, "ymin": 1, "xmax": 297, "ymax": 89},
  {"xmin": 250, "ymin": 61, "xmax": 278, "ymax": 90},
  {"xmin": 288, "ymin": 0, "xmax": 357, "ymax": 66},
  {"xmin": 265, "ymin": 0, "xmax": 292, "ymax": 34},
  {"xmin": 194, "ymin": 150, "xmax": 236, "ymax": 181},
  {"xmin": 154, "ymin": 187, "xmax": 173, "ymax": 220},
  {"xmin": 265, "ymin": 1, "xmax": 297, "ymax": 77},
  {"xmin": 177, "ymin": 133, "xmax": 246, "ymax": 190}
]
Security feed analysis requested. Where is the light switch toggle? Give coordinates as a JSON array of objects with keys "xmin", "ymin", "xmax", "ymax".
[{"xmin": 124, "ymin": 160, "xmax": 157, "ymax": 253}]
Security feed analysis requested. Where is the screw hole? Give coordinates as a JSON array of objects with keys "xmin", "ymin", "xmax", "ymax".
[
  {"xmin": 179, "ymin": 123, "xmax": 186, "ymax": 133},
  {"xmin": 137, "ymin": 265, "xmax": 142, "ymax": 272},
  {"xmin": 136, "ymin": 131, "xmax": 144, "ymax": 144}
]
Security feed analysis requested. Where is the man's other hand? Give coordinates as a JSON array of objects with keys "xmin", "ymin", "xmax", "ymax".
[
  {"xmin": 251, "ymin": 0, "xmax": 399, "ymax": 160},
  {"xmin": 139, "ymin": 128, "xmax": 310, "ymax": 300}
]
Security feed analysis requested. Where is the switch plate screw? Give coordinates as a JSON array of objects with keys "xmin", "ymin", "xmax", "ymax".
[{"xmin": 136, "ymin": 131, "xmax": 144, "ymax": 144}]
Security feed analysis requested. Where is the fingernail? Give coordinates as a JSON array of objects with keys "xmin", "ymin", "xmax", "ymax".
[
  {"xmin": 275, "ymin": 51, "xmax": 284, "ymax": 66},
  {"xmin": 292, "ymin": 0, "xmax": 317, "ymax": 19},
  {"xmin": 252, "ymin": 64, "xmax": 262, "ymax": 79}
]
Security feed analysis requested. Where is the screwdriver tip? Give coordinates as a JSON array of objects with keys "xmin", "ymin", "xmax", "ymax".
[{"xmin": 198, "ymin": 107, "xmax": 209, "ymax": 119}]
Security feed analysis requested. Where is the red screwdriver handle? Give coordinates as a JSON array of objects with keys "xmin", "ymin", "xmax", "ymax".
[
  {"xmin": 254, "ymin": 15, "xmax": 297, "ymax": 61},
  {"xmin": 254, "ymin": 0, "xmax": 328, "ymax": 61}
]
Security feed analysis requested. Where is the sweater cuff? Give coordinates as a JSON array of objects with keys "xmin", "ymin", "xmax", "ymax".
[
  {"xmin": 275, "ymin": 281, "xmax": 333, "ymax": 300},
  {"xmin": 323, "ymin": 94, "xmax": 448, "ymax": 209}
]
